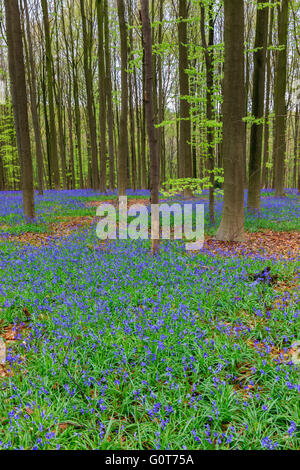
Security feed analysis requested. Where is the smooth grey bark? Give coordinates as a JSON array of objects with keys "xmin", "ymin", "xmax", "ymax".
[
  {"xmin": 273, "ymin": 0, "xmax": 289, "ymax": 197},
  {"xmin": 41, "ymin": 0, "xmax": 60, "ymax": 189},
  {"xmin": 140, "ymin": 0, "xmax": 160, "ymax": 254},
  {"xmin": 117, "ymin": 0, "xmax": 129, "ymax": 196},
  {"xmin": 247, "ymin": 0, "xmax": 269, "ymax": 210},
  {"xmin": 23, "ymin": 0, "xmax": 44, "ymax": 195},
  {"xmin": 104, "ymin": 0, "xmax": 115, "ymax": 191},
  {"xmin": 5, "ymin": 0, "xmax": 35, "ymax": 219},
  {"xmin": 80, "ymin": 0, "xmax": 100, "ymax": 190},
  {"xmin": 178, "ymin": 0, "xmax": 193, "ymax": 194},
  {"xmin": 216, "ymin": 0, "xmax": 246, "ymax": 242},
  {"xmin": 97, "ymin": 0, "xmax": 107, "ymax": 193}
]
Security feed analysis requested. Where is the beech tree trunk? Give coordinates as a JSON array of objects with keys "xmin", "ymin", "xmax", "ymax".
[
  {"xmin": 158, "ymin": 0, "xmax": 165, "ymax": 185},
  {"xmin": 23, "ymin": 0, "xmax": 44, "ymax": 195},
  {"xmin": 201, "ymin": 0, "xmax": 215, "ymax": 224},
  {"xmin": 141, "ymin": 36, "xmax": 147, "ymax": 189},
  {"xmin": 54, "ymin": 2, "xmax": 67, "ymax": 189},
  {"xmin": 215, "ymin": 0, "xmax": 246, "ymax": 242},
  {"xmin": 128, "ymin": 0, "xmax": 137, "ymax": 191},
  {"xmin": 67, "ymin": 0, "xmax": 84, "ymax": 188},
  {"xmin": 117, "ymin": 0, "xmax": 129, "ymax": 196},
  {"xmin": 134, "ymin": 64, "xmax": 142, "ymax": 189},
  {"xmin": 104, "ymin": 0, "xmax": 115, "ymax": 191},
  {"xmin": 41, "ymin": 0, "xmax": 60, "ymax": 190},
  {"xmin": 247, "ymin": 0, "xmax": 269, "ymax": 210},
  {"xmin": 261, "ymin": 0, "xmax": 274, "ymax": 189},
  {"xmin": 140, "ymin": 0, "xmax": 160, "ymax": 255},
  {"xmin": 60, "ymin": 1, "xmax": 75, "ymax": 188},
  {"xmin": 80, "ymin": 0, "xmax": 100, "ymax": 190},
  {"xmin": 273, "ymin": 0, "xmax": 289, "ymax": 197},
  {"xmin": 5, "ymin": 0, "xmax": 35, "ymax": 219},
  {"xmin": 97, "ymin": 0, "xmax": 107, "ymax": 193},
  {"xmin": 178, "ymin": 0, "xmax": 192, "ymax": 194}
]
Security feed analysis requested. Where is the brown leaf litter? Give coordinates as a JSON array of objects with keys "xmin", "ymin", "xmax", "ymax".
[
  {"xmin": 86, "ymin": 198, "xmax": 149, "ymax": 208},
  {"xmin": 203, "ymin": 230, "xmax": 300, "ymax": 260},
  {"xmin": 5, "ymin": 216, "xmax": 94, "ymax": 247}
]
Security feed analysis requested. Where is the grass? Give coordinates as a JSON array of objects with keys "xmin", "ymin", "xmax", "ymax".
[{"xmin": 0, "ymin": 189, "xmax": 299, "ymax": 450}]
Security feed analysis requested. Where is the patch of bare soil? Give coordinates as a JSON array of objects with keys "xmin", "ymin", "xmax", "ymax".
[
  {"xmin": 203, "ymin": 230, "xmax": 300, "ymax": 260},
  {"xmin": 7, "ymin": 216, "xmax": 94, "ymax": 247},
  {"xmin": 87, "ymin": 198, "xmax": 150, "ymax": 208}
]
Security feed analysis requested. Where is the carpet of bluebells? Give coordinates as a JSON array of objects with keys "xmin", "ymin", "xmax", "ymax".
[{"xmin": 0, "ymin": 189, "xmax": 299, "ymax": 450}]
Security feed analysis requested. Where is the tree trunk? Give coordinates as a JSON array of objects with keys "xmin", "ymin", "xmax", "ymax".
[
  {"xmin": 261, "ymin": 0, "xmax": 274, "ymax": 189},
  {"xmin": 129, "ymin": 73, "xmax": 137, "ymax": 191},
  {"xmin": 201, "ymin": 1, "xmax": 215, "ymax": 224},
  {"xmin": 41, "ymin": 0, "xmax": 60, "ymax": 189},
  {"xmin": 41, "ymin": 60, "xmax": 51, "ymax": 189},
  {"xmin": 133, "ymin": 64, "xmax": 142, "ymax": 189},
  {"xmin": 140, "ymin": 0, "xmax": 160, "ymax": 255},
  {"xmin": 5, "ymin": 0, "xmax": 35, "ymax": 219},
  {"xmin": 23, "ymin": 0, "xmax": 44, "ymax": 195},
  {"xmin": 215, "ymin": 0, "xmax": 245, "ymax": 242},
  {"xmin": 141, "ymin": 34, "xmax": 147, "ymax": 189},
  {"xmin": 104, "ymin": 0, "xmax": 115, "ymax": 191},
  {"xmin": 60, "ymin": 1, "xmax": 75, "ymax": 189},
  {"xmin": 158, "ymin": 0, "xmax": 165, "ymax": 185},
  {"xmin": 80, "ymin": 0, "xmax": 99, "ymax": 190},
  {"xmin": 128, "ymin": 0, "xmax": 137, "ymax": 191},
  {"xmin": 247, "ymin": 0, "xmax": 269, "ymax": 210},
  {"xmin": 97, "ymin": 0, "xmax": 107, "ymax": 193},
  {"xmin": 53, "ymin": 1, "xmax": 67, "ymax": 189},
  {"xmin": 273, "ymin": 0, "xmax": 289, "ymax": 197},
  {"xmin": 178, "ymin": 0, "xmax": 192, "ymax": 194},
  {"xmin": 117, "ymin": 0, "xmax": 129, "ymax": 196},
  {"xmin": 67, "ymin": 83, "xmax": 75, "ymax": 189},
  {"xmin": 67, "ymin": 0, "xmax": 84, "ymax": 188}
]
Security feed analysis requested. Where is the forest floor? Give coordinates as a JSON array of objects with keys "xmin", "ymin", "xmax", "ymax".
[{"xmin": 0, "ymin": 189, "xmax": 299, "ymax": 450}]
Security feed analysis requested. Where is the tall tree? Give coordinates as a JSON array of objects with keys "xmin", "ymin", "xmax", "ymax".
[
  {"xmin": 178, "ymin": 0, "xmax": 192, "ymax": 192},
  {"xmin": 261, "ymin": 0, "xmax": 274, "ymax": 189},
  {"xmin": 60, "ymin": 0, "xmax": 75, "ymax": 188},
  {"xmin": 4, "ymin": 0, "xmax": 35, "ymax": 218},
  {"xmin": 273, "ymin": 0, "xmax": 289, "ymax": 197},
  {"xmin": 247, "ymin": 0, "xmax": 269, "ymax": 210},
  {"xmin": 141, "ymin": 27, "xmax": 147, "ymax": 189},
  {"xmin": 41, "ymin": 0, "xmax": 60, "ymax": 189},
  {"xmin": 140, "ymin": 0, "xmax": 160, "ymax": 255},
  {"xmin": 53, "ymin": 1, "xmax": 67, "ymax": 189},
  {"xmin": 67, "ymin": 0, "xmax": 84, "ymax": 188},
  {"xmin": 158, "ymin": 0, "xmax": 165, "ymax": 184},
  {"xmin": 104, "ymin": 0, "xmax": 115, "ymax": 191},
  {"xmin": 216, "ymin": 0, "xmax": 246, "ymax": 241},
  {"xmin": 128, "ymin": 0, "xmax": 137, "ymax": 191},
  {"xmin": 97, "ymin": 0, "xmax": 107, "ymax": 193},
  {"xmin": 23, "ymin": 0, "xmax": 44, "ymax": 195},
  {"xmin": 200, "ymin": 0, "xmax": 215, "ymax": 224},
  {"xmin": 80, "ymin": 0, "xmax": 100, "ymax": 190},
  {"xmin": 117, "ymin": 0, "xmax": 129, "ymax": 196}
]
